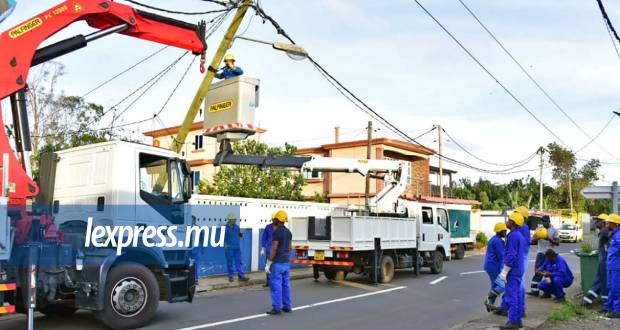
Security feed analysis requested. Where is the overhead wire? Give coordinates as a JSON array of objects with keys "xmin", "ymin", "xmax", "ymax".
[
  {"xmin": 573, "ymin": 113, "xmax": 616, "ymax": 154},
  {"xmin": 252, "ymin": 2, "xmax": 543, "ymax": 175},
  {"xmin": 597, "ymin": 0, "xmax": 620, "ymax": 44},
  {"xmin": 441, "ymin": 127, "xmax": 540, "ymax": 167},
  {"xmin": 457, "ymin": 0, "xmax": 620, "ymax": 161},
  {"xmin": 412, "ymin": 0, "xmax": 568, "ymax": 147},
  {"xmin": 123, "ymin": 0, "xmax": 229, "ymax": 15}
]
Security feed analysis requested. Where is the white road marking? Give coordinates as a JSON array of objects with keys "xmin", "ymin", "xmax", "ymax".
[
  {"xmin": 460, "ymin": 270, "xmax": 486, "ymax": 276},
  {"xmin": 175, "ymin": 286, "xmax": 407, "ymax": 330},
  {"xmin": 429, "ymin": 276, "xmax": 448, "ymax": 285}
]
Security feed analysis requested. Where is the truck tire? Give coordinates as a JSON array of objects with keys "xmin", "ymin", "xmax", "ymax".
[
  {"xmin": 95, "ymin": 263, "xmax": 159, "ymax": 330},
  {"xmin": 430, "ymin": 250, "xmax": 444, "ymax": 274},
  {"xmin": 379, "ymin": 255, "xmax": 395, "ymax": 283},
  {"xmin": 454, "ymin": 244, "xmax": 465, "ymax": 260},
  {"xmin": 39, "ymin": 304, "xmax": 78, "ymax": 317},
  {"xmin": 324, "ymin": 269, "xmax": 347, "ymax": 281}
]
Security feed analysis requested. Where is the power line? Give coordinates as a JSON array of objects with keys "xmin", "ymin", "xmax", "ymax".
[
  {"xmin": 412, "ymin": 0, "xmax": 568, "ymax": 147},
  {"xmin": 574, "ymin": 113, "xmax": 616, "ymax": 154},
  {"xmin": 603, "ymin": 15, "xmax": 620, "ymax": 60},
  {"xmin": 123, "ymin": 0, "xmax": 230, "ymax": 15},
  {"xmin": 597, "ymin": 0, "xmax": 620, "ymax": 44},
  {"xmin": 253, "ymin": 3, "xmax": 541, "ymax": 176},
  {"xmin": 81, "ymin": 46, "xmax": 168, "ymax": 98},
  {"xmin": 457, "ymin": 0, "xmax": 620, "ymax": 160},
  {"xmin": 441, "ymin": 126, "xmax": 539, "ymax": 167}
]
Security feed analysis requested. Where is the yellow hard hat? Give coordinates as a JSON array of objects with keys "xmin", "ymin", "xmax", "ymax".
[
  {"xmin": 509, "ymin": 212, "xmax": 525, "ymax": 227},
  {"xmin": 515, "ymin": 206, "xmax": 529, "ymax": 219},
  {"xmin": 606, "ymin": 213, "xmax": 620, "ymax": 225},
  {"xmin": 224, "ymin": 54, "xmax": 235, "ymax": 62},
  {"xmin": 494, "ymin": 222, "xmax": 507, "ymax": 233},
  {"xmin": 535, "ymin": 228, "xmax": 548, "ymax": 239},
  {"xmin": 597, "ymin": 213, "xmax": 609, "ymax": 221},
  {"xmin": 272, "ymin": 210, "xmax": 288, "ymax": 223},
  {"xmin": 226, "ymin": 213, "xmax": 237, "ymax": 221}
]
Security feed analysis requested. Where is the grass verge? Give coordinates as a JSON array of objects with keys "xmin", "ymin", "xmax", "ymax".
[{"xmin": 547, "ymin": 300, "xmax": 597, "ymax": 322}]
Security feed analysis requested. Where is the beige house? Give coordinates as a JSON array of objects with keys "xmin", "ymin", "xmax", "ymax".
[
  {"xmin": 295, "ymin": 138, "xmax": 437, "ymax": 205},
  {"xmin": 142, "ymin": 122, "xmax": 265, "ymax": 189}
]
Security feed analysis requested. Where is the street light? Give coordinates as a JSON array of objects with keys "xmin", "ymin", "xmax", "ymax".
[{"xmin": 234, "ymin": 35, "xmax": 308, "ymax": 60}]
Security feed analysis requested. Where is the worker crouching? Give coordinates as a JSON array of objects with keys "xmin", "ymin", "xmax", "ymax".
[
  {"xmin": 536, "ymin": 249, "xmax": 574, "ymax": 302},
  {"xmin": 265, "ymin": 210, "xmax": 293, "ymax": 315}
]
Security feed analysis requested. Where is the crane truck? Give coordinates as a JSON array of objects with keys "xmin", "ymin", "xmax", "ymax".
[{"xmin": 0, "ymin": 1, "xmax": 208, "ymax": 329}]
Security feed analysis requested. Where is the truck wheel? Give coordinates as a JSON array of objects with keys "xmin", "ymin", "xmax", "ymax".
[
  {"xmin": 430, "ymin": 250, "xmax": 444, "ymax": 274},
  {"xmin": 95, "ymin": 263, "xmax": 159, "ymax": 330},
  {"xmin": 379, "ymin": 255, "xmax": 395, "ymax": 283},
  {"xmin": 324, "ymin": 269, "xmax": 337, "ymax": 280},
  {"xmin": 39, "ymin": 304, "xmax": 78, "ymax": 317},
  {"xmin": 454, "ymin": 244, "xmax": 465, "ymax": 260}
]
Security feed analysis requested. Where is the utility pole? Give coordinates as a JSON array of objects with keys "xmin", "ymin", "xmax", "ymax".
[
  {"xmin": 539, "ymin": 147, "xmax": 544, "ymax": 212},
  {"xmin": 172, "ymin": 0, "xmax": 254, "ymax": 153},
  {"xmin": 568, "ymin": 173, "xmax": 574, "ymax": 214},
  {"xmin": 437, "ymin": 124, "xmax": 444, "ymax": 199},
  {"xmin": 365, "ymin": 121, "xmax": 372, "ymax": 207}
]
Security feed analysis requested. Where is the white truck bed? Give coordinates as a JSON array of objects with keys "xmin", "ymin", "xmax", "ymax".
[{"xmin": 291, "ymin": 215, "xmax": 418, "ymax": 251}]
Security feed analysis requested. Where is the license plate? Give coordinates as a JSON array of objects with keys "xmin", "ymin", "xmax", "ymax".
[{"xmin": 314, "ymin": 251, "xmax": 325, "ymax": 261}]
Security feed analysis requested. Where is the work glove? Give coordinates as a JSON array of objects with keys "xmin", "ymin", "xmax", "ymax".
[
  {"xmin": 260, "ymin": 248, "xmax": 266, "ymax": 257},
  {"xmin": 498, "ymin": 266, "xmax": 511, "ymax": 282},
  {"xmin": 265, "ymin": 260, "xmax": 272, "ymax": 274}
]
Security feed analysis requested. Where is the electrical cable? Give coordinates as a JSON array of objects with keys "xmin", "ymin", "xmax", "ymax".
[
  {"xmin": 573, "ymin": 113, "xmax": 616, "ymax": 154},
  {"xmin": 441, "ymin": 127, "xmax": 539, "ymax": 167},
  {"xmin": 123, "ymin": 0, "xmax": 229, "ymax": 15},
  {"xmin": 253, "ymin": 3, "xmax": 542, "ymax": 175},
  {"xmin": 412, "ymin": 0, "xmax": 568, "ymax": 147},
  {"xmin": 81, "ymin": 46, "xmax": 168, "ymax": 98},
  {"xmin": 603, "ymin": 15, "xmax": 620, "ymax": 60},
  {"xmin": 457, "ymin": 0, "xmax": 620, "ymax": 160},
  {"xmin": 597, "ymin": 0, "xmax": 620, "ymax": 44}
]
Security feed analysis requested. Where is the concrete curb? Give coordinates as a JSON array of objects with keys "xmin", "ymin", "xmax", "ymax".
[{"xmin": 197, "ymin": 270, "xmax": 314, "ymax": 292}]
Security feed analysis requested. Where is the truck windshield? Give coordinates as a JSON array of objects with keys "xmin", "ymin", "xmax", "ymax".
[{"xmin": 139, "ymin": 153, "xmax": 185, "ymax": 203}]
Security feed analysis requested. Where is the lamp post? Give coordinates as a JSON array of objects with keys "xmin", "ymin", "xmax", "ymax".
[{"xmin": 234, "ymin": 35, "xmax": 309, "ymax": 60}]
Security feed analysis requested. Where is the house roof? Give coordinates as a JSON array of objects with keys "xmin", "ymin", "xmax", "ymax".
[
  {"xmin": 429, "ymin": 165, "xmax": 458, "ymax": 175},
  {"xmin": 296, "ymin": 138, "xmax": 435, "ymax": 156},
  {"xmin": 143, "ymin": 121, "xmax": 266, "ymax": 138}
]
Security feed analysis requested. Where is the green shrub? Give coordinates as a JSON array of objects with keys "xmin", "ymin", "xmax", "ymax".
[{"xmin": 476, "ymin": 232, "xmax": 488, "ymax": 246}]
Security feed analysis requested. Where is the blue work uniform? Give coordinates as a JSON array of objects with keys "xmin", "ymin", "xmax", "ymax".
[
  {"xmin": 269, "ymin": 225, "xmax": 293, "ymax": 312},
  {"xmin": 485, "ymin": 234, "xmax": 505, "ymax": 302},
  {"xmin": 501, "ymin": 223, "xmax": 529, "ymax": 312},
  {"xmin": 603, "ymin": 227, "xmax": 620, "ymax": 314},
  {"xmin": 216, "ymin": 66, "xmax": 243, "ymax": 80},
  {"xmin": 537, "ymin": 255, "xmax": 574, "ymax": 299},
  {"xmin": 590, "ymin": 227, "xmax": 611, "ymax": 302},
  {"xmin": 224, "ymin": 223, "xmax": 245, "ymax": 279},
  {"xmin": 261, "ymin": 224, "xmax": 274, "ymax": 282},
  {"xmin": 503, "ymin": 228, "xmax": 526, "ymax": 325}
]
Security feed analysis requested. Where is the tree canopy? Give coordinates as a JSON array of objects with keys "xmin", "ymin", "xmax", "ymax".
[{"xmin": 206, "ymin": 140, "xmax": 306, "ymax": 201}]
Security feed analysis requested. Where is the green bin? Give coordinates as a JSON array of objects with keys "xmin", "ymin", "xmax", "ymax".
[{"xmin": 575, "ymin": 252, "xmax": 599, "ymax": 295}]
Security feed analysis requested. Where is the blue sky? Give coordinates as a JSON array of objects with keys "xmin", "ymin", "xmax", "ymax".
[{"xmin": 2, "ymin": 0, "xmax": 620, "ymax": 185}]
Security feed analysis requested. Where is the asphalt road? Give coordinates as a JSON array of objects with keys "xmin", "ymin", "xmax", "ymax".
[{"xmin": 0, "ymin": 243, "xmax": 581, "ymax": 330}]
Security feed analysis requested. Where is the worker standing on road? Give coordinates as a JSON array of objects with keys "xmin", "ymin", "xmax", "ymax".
[
  {"xmin": 536, "ymin": 249, "xmax": 574, "ymax": 302},
  {"xmin": 502, "ymin": 206, "xmax": 529, "ymax": 319},
  {"xmin": 265, "ymin": 210, "xmax": 293, "ymax": 315},
  {"xmin": 528, "ymin": 215, "xmax": 560, "ymax": 297},
  {"xmin": 215, "ymin": 54, "xmax": 243, "ymax": 80},
  {"xmin": 484, "ymin": 222, "xmax": 507, "ymax": 312},
  {"xmin": 261, "ymin": 214, "xmax": 277, "ymax": 287},
  {"xmin": 583, "ymin": 214, "xmax": 611, "ymax": 306},
  {"xmin": 602, "ymin": 213, "xmax": 620, "ymax": 318},
  {"xmin": 498, "ymin": 212, "xmax": 526, "ymax": 330},
  {"xmin": 224, "ymin": 213, "xmax": 250, "ymax": 283}
]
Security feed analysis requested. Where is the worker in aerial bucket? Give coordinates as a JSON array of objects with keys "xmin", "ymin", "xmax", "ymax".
[
  {"xmin": 484, "ymin": 222, "xmax": 507, "ymax": 312},
  {"xmin": 216, "ymin": 54, "xmax": 244, "ymax": 80},
  {"xmin": 497, "ymin": 212, "xmax": 526, "ymax": 329}
]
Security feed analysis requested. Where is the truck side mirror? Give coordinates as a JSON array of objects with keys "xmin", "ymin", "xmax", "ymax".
[{"xmin": 183, "ymin": 174, "xmax": 192, "ymax": 201}]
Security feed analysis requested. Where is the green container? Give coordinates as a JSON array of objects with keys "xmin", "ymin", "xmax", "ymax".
[{"xmin": 576, "ymin": 252, "xmax": 599, "ymax": 295}]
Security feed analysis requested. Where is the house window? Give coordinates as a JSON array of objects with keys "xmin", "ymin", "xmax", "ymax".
[
  {"xmin": 303, "ymin": 171, "xmax": 323, "ymax": 180},
  {"xmin": 194, "ymin": 135, "xmax": 203, "ymax": 150},
  {"xmin": 193, "ymin": 171, "xmax": 201, "ymax": 186}
]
